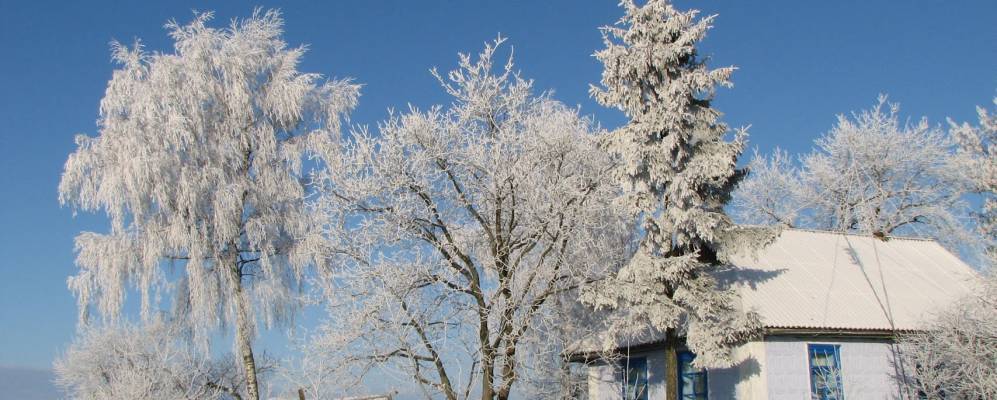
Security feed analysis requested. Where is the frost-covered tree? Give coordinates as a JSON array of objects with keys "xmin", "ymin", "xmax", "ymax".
[
  {"xmin": 57, "ymin": 10, "xmax": 358, "ymax": 400},
  {"xmin": 730, "ymin": 149, "xmax": 806, "ymax": 228},
  {"xmin": 55, "ymin": 320, "xmax": 274, "ymax": 400},
  {"xmin": 582, "ymin": 0, "xmax": 769, "ymax": 392},
  {"xmin": 305, "ymin": 38, "xmax": 628, "ymax": 400},
  {"xmin": 950, "ymin": 96, "xmax": 997, "ymax": 263},
  {"xmin": 893, "ymin": 98, "xmax": 997, "ymax": 399},
  {"xmin": 895, "ymin": 272, "xmax": 997, "ymax": 399},
  {"xmin": 733, "ymin": 96, "xmax": 979, "ymax": 255}
]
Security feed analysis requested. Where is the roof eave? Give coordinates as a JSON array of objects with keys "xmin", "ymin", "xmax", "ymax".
[{"xmin": 565, "ymin": 326, "xmax": 924, "ymax": 362}]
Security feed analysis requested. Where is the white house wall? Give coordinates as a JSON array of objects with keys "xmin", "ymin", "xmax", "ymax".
[
  {"xmin": 586, "ymin": 337, "xmax": 903, "ymax": 399},
  {"xmin": 764, "ymin": 337, "xmax": 901, "ymax": 400},
  {"xmin": 587, "ymin": 349, "xmax": 667, "ymax": 400},
  {"xmin": 708, "ymin": 340, "xmax": 768, "ymax": 399},
  {"xmin": 763, "ymin": 338, "xmax": 810, "ymax": 399},
  {"xmin": 587, "ymin": 360, "xmax": 619, "ymax": 400},
  {"xmin": 586, "ymin": 341, "xmax": 768, "ymax": 399}
]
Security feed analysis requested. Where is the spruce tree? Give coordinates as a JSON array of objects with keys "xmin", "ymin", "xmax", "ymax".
[{"xmin": 584, "ymin": 1, "xmax": 771, "ymax": 396}]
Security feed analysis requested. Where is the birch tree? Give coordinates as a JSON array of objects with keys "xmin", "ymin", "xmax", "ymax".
[
  {"xmin": 58, "ymin": 10, "xmax": 358, "ymax": 400},
  {"xmin": 305, "ymin": 38, "xmax": 629, "ymax": 400},
  {"xmin": 582, "ymin": 1, "xmax": 770, "ymax": 396},
  {"xmin": 733, "ymin": 96, "xmax": 980, "ymax": 255}
]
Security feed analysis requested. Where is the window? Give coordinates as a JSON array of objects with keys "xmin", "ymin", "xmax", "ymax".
[
  {"xmin": 621, "ymin": 356, "xmax": 649, "ymax": 400},
  {"xmin": 678, "ymin": 351, "xmax": 708, "ymax": 400},
  {"xmin": 809, "ymin": 344, "xmax": 844, "ymax": 400}
]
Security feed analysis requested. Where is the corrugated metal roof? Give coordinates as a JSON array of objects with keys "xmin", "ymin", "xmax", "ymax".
[{"xmin": 727, "ymin": 229, "xmax": 982, "ymax": 331}]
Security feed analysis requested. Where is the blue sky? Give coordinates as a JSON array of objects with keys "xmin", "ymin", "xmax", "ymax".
[{"xmin": 0, "ymin": 0, "xmax": 994, "ymax": 395}]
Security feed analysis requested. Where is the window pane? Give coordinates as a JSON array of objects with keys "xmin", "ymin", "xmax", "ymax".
[
  {"xmin": 678, "ymin": 351, "xmax": 708, "ymax": 399},
  {"xmin": 622, "ymin": 357, "xmax": 648, "ymax": 400},
  {"xmin": 693, "ymin": 374, "xmax": 708, "ymax": 392},
  {"xmin": 811, "ymin": 353, "xmax": 834, "ymax": 367},
  {"xmin": 808, "ymin": 344, "xmax": 843, "ymax": 400}
]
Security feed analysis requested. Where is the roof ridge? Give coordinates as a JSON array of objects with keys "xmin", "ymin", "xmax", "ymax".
[{"xmin": 779, "ymin": 227, "xmax": 938, "ymax": 243}]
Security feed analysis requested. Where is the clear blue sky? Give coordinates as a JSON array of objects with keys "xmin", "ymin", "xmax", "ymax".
[{"xmin": 0, "ymin": 0, "xmax": 994, "ymax": 383}]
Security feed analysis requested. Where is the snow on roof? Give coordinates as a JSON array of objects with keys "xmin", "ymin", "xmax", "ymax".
[{"xmin": 727, "ymin": 228, "xmax": 982, "ymax": 332}]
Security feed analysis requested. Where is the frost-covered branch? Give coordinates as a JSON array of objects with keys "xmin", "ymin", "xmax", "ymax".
[
  {"xmin": 951, "ymin": 96, "xmax": 997, "ymax": 265},
  {"xmin": 895, "ymin": 272, "xmax": 997, "ymax": 399},
  {"xmin": 734, "ymin": 96, "xmax": 983, "ymax": 260},
  {"xmin": 55, "ymin": 320, "xmax": 276, "ymax": 400},
  {"xmin": 300, "ymin": 38, "xmax": 629, "ymax": 400},
  {"xmin": 582, "ymin": 0, "xmax": 772, "ymax": 371},
  {"xmin": 58, "ymin": 9, "xmax": 358, "ymax": 400}
]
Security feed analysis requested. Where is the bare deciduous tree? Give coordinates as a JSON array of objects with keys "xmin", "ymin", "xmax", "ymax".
[
  {"xmin": 58, "ymin": 10, "xmax": 358, "ymax": 400},
  {"xmin": 892, "ymin": 97, "xmax": 997, "ymax": 400},
  {"xmin": 731, "ymin": 149, "xmax": 806, "ymax": 228},
  {"xmin": 895, "ymin": 272, "xmax": 997, "ymax": 399},
  {"xmin": 734, "ymin": 96, "xmax": 981, "ymax": 256},
  {"xmin": 951, "ymin": 96, "xmax": 997, "ymax": 263},
  {"xmin": 55, "ymin": 320, "xmax": 275, "ymax": 400},
  {"xmin": 301, "ymin": 39, "xmax": 629, "ymax": 400}
]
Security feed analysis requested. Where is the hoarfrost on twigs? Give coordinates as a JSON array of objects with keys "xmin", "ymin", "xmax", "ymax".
[
  {"xmin": 581, "ymin": 0, "xmax": 772, "ymax": 369},
  {"xmin": 303, "ymin": 37, "xmax": 629, "ymax": 399},
  {"xmin": 58, "ymin": 9, "xmax": 358, "ymax": 400}
]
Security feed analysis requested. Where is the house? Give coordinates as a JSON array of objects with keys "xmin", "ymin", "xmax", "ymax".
[{"xmin": 576, "ymin": 229, "xmax": 981, "ymax": 400}]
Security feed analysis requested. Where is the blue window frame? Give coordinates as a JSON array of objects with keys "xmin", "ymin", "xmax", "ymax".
[
  {"xmin": 678, "ymin": 351, "xmax": 708, "ymax": 400},
  {"xmin": 621, "ymin": 356, "xmax": 649, "ymax": 400},
  {"xmin": 809, "ymin": 344, "xmax": 844, "ymax": 400}
]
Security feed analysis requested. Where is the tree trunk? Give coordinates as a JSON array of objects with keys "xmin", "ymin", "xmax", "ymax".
[
  {"xmin": 480, "ymin": 316, "xmax": 495, "ymax": 400},
  {"xmin": 236, "ymin": 292, "xmax": 261, "ymax": 400},
  {"xmin": 481, "ymin": 365, "xmax": 495, "ymax": 400},
  {"xmin": 664, "ymin": 333, "xmax": 678, "ymax": 400},
  {"xmin": 231, "ymin": 264, "xmax": 261, "ymax": 400}
]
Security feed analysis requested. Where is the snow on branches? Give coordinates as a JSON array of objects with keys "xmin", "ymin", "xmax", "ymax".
[
  {"xmin": 58, "ymin": 9, "xmax": 358, "ymax": 400},
  {"xmin": 896, "ymin": 272, "xmax": 997, "ymax": 398},
  {"xmin": 950, "ymin": 97, "xmax": 997, "ymax": 264},
  {"xmin": 733, "ymin": 96, "xmax": 984, "ymax": 260},
  {"xmin": 55, "ymin": 320, "xmax": 275, "ymax": 400},
  {"xmin": 583, "ymin": 0, "xmax": 771, "ymax": 368},
  {"xmin": 306, "ymin": 38, "xmax": 628, "ymax": 399}
]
